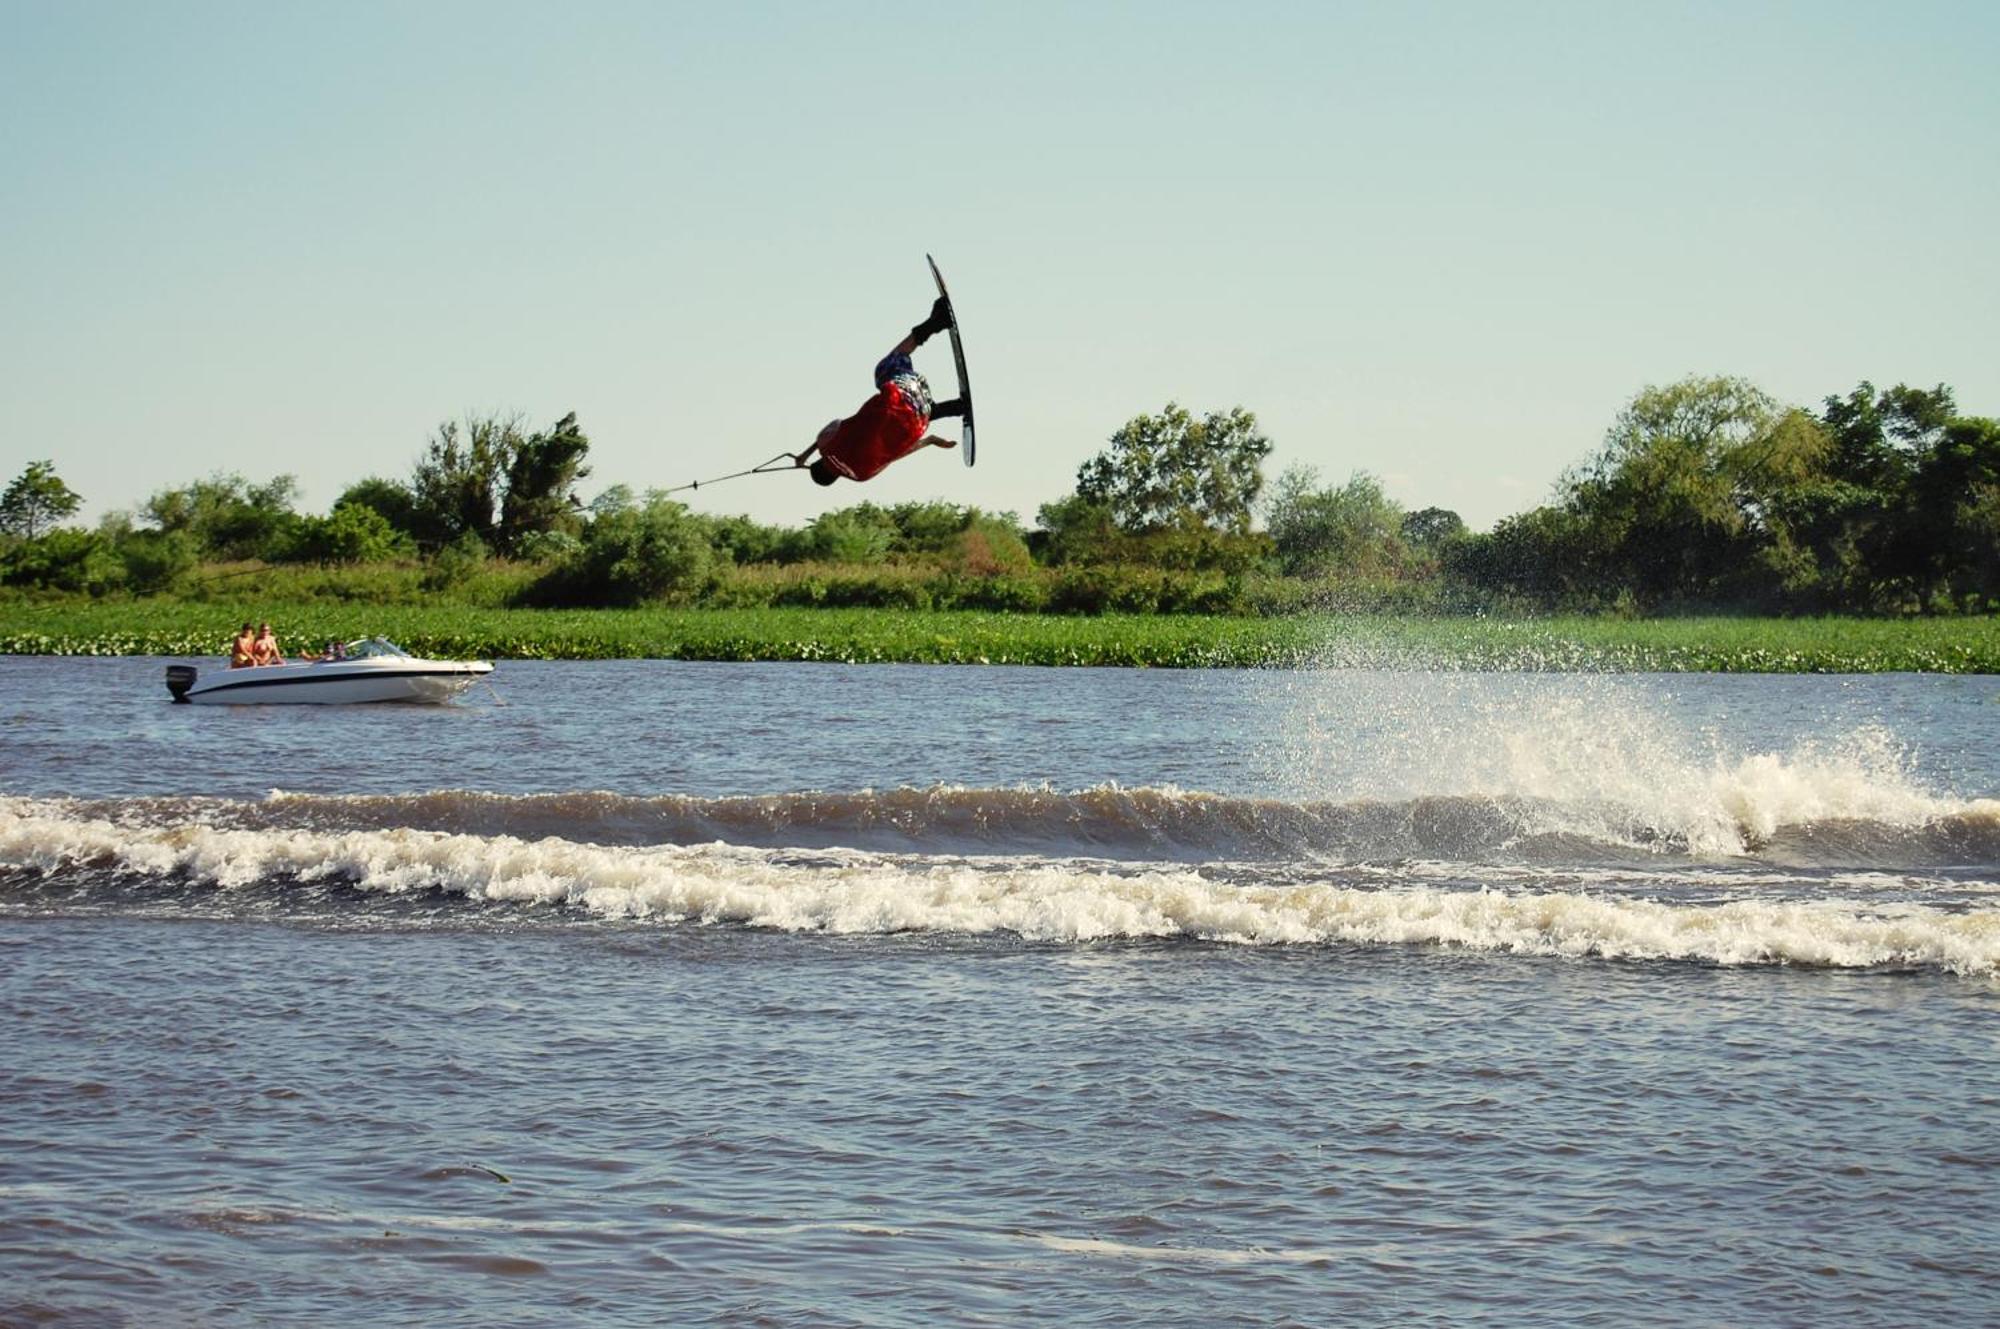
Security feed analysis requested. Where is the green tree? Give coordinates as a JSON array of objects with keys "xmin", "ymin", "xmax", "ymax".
[
  {"xmin": 142, "ymin": 473, "xmax": 300, "ymax": 561},
  {"xmin": 1400, "ymin": 507, "xmax": 1467, "ymax": 552},
  {"xmin": 544, "ymin": 498, "xmax": 717, "ymax": 605},
  {"xmin": 1, "ymin": 460, "xmax": 83, "ymax": 540},
  {"xmin": 588, "ymin": 484, "xmax": 638, "ymax": 518},
  {"xmin": 281, "ymin": 502, "xmax": 413, "ymax": 565},
  {"xmin": 1075, "ymin": 403, "xmax": 1272, "ymax": 534},
  {"xmin": 1820, "ymin": 381, "xmax": 1955, "ymax": 490},
  {"xmin": 1912, "ymin": 414, "xmax": 2000, "ymax": 609},
  {"xmin": 497, "ymin": 411, "xmax": 592, "ymax": 555},
  {"xmin": 1032, "ymin": 493, "xmax": 1122, "ymax": 565},
  {"xmin": 1265, "ymin": 466, "xmax": 1405, "ymax": 577},
  {"xmin": 1808, "ymin": 382, "xmax": 1964, "ymax": 610},
  {"xmin": 0, "ymin": 528, "xmax": 122, "ymax": 593},
  {"xmin": 800, "ymin": 506, "xmax": 897, "ymax": 564},
  {"xmin": 114, "ymin": 527, "xmax": 200, "ymax": 593},
  {"xmin": 884, "ymin": 501, "xmax": 979, "ymax": 554},
  {"xmin": 514, "ymin": 529, "xmax": 584, "ymax": 564},
  {"xmin": 412, "ymin": 411, "xmax": 592, "ymax": 556},
  {"xmin": 335, "ymin": 477, "xmax": 424, "ymax": 539},
  {"xmin": 1955, "ymin": 480, "xmax": 2000, "ymax": 609},
  {"xmin": 1761, "ymin": 479, "xmax": 1879, "ymax": 606},
  {"xmin": 410, "ymin": 414, "xmax": 521, "ymax": 548},
  {"xmin": 421, "ymin": 531, "xmax": 490, "ymax": 591},
  {"xmin": 1561, "ymin": 376, "xmax": 1791, "ymax": 605},
  {"xmin": 703, "ymin": 512, "xmax": 784, "ymax": 565},
  {"xmin": 1445, "ymin": 505, "xmax": 1607, "ymax": 608}
]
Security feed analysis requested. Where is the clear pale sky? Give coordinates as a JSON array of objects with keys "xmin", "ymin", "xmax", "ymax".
[{"xmin": 4, "ymin": 1, "xmax": 1995, "ymax": 533}]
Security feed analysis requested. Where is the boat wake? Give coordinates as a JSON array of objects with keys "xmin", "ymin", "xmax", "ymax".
[
  {"xmin": 3, "ymin": 788, "xmax": 1996, "ymax": 975},
  {"xmin": 18, "ymin": 765, "xmax": 2000, "ymax": 867}
]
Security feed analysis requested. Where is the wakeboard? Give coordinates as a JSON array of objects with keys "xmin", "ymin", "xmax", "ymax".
[{"xmin": 926, "ymin": 254, "xmax": 975, "ymax": 467}]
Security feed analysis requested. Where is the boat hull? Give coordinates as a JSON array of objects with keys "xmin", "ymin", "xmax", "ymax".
[{"xmin": 168, "ymin": 659, "xmax": 492, "ymax": 705}]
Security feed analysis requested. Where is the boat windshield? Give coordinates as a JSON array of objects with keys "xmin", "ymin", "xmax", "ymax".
[{"xmin": 342, "ymin": 637, "xmax": 411, "ymax": 659}]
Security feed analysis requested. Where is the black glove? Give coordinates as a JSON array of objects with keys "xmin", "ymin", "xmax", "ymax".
[{"xmin": 910, "ymin": 296, "xmax": 952, "ymax": 346}]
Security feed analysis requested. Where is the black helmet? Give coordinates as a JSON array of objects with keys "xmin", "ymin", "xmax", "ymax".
[{"xmin": 809, "ymin": 459, "xmax": 839, "ymax": 486}]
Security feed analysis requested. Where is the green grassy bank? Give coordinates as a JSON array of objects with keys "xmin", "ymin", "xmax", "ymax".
[{"xmin": 4, "ymin": 600, "xmax": 1999, "ymax": 672}]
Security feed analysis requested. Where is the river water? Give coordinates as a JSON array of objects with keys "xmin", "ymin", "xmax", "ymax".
[{"xmin": 2, "ymin": 654, "xmax": 1997, "ymax": 1325}]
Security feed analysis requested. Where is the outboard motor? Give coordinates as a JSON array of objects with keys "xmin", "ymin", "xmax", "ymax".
[{"xmin": 165, "ymin": 664, "xmax": 198, "ymax": 703}]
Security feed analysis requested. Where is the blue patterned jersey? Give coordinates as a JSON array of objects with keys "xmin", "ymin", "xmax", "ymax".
[{"xmin": 873, "ymin": 350, "xmax": 933, "ymax": 419}]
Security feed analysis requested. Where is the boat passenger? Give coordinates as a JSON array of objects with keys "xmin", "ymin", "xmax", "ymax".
[
  {"xmin": 250, "ymin": 623, "xmax": 284, "ymax": 667},
  {"xmin": 228, "ymin": 623, "xmax": 257, "ymax": 669}
]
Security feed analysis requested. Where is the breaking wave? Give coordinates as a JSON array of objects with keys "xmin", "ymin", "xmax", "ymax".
[
  {"xmin": 3, "ymin": 791, "xmax": 1997, "ymax": 976},
  {"xmin": 18, "ymin": 763, "xmax": 2000, "ymax": 867}
]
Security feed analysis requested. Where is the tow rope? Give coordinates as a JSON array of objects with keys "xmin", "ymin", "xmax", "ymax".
[{"xmin": 658, "ymin": 452, "xmax": 802, "ymax": 496}]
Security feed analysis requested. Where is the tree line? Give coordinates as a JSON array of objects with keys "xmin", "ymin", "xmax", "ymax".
[
  {"xmin": 3, "ymin": 375, "xmax": 1995, "ymax": 614},
  {"xmin": 1454, "ymin": 378, "xmax": 2000, "ymax": 613}
]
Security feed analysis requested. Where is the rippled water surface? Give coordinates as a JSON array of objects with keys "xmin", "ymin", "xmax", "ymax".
[{"xmin": 3, "ymin": 656, "xmax": 1998, "ymax": 1325}]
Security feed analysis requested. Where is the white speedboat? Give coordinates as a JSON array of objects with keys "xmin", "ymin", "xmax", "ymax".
[{"xmin": 166, "ymin": 637, "xmax": 493, "ymax": 705}]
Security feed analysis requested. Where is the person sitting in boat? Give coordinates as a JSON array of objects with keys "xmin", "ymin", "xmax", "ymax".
[
  {"xmin": 250, "ymin": 622, "xmax": 284, "ymax": 667},
  {"xmin": 793, "ymin": 298, "xmax": 966, "ymax": 486},
  {"xmin": 228, "ymin": 623, "xmax": 257, "ymax": 669}
]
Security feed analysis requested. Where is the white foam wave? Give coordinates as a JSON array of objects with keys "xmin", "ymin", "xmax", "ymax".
[
  {"xmin": 1688, "ymin": 729, "xmax": 1966, "ymax": 852},
  {"xmin": 1035, "ymin": 1234, "xmax": 1333, "ymax": 1266},
  {"xmin": 1328, "ymin": 688, "xmax": 1984, "ymax": 856},
  {"xmin": 43, "ymin": 760, "xmax": 2000, "ymax": 869},
  {"xmin": 4, "ymin": 799, "xmax": 1995, "ymax": 975}
]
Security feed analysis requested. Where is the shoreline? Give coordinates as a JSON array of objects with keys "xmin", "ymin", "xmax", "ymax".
[{"xmin": 3, "ymin": 604, "xmax": 1999, "ymax": 672}]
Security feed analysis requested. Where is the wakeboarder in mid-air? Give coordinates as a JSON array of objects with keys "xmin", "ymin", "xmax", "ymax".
[
  {"xmin": 793, "ymin": 296, "xmax": 968, "ymax": 485},
  {"xmin": 661, "ymin": 258, "xmax": 975, "ymax": 497}
]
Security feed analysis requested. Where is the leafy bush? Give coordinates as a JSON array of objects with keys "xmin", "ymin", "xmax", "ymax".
[
  {"xmin": 1, "ymin": 529, "xmax": 124, "ymax": 594},
  {"xmin": 335, "ymin": 477, "xmax": 424, "ymax": 539},
  {"xmin": 422, "ymin": 532, "xmax": 491, "ymax": 593},
  {"xmin": 280, "ymin": 502, "xmax": 414, "ymax": 565},
  {"xmin": 707, "ymin": 562, "xmax": 1047, "ymax": 612},
  {"xmin": 1032, "ymin": 497, "xmax": 1269, "ymax": 573},
  {"xmin": 798, "ymin": 508, "xmax": 896, "ymax": 564},
  {"xmin": 143, "ymin": 473, "xmax": 301, "ymax": 561},
  {"xmin": 1266, "ymin": 466, "xmax": 1407, "ymax": 577},
  {"xmin": 116, "ymin": 528, "xmax": 200, "ymax": 594},
  {"xmin": 514, "ymin": 529, "xmax": 584, "ymax": 564},
  {"xmin": 530, "ymin": 500, "xmax": 716, "ymax": 606},
  {"xmin": 935, "ymin": 572, "xmax": 1048, "ymax": 612},
  {"xmin": 703, "ymin": 513, "xmax": 786, "ymax": 565},
  {"xmin": 951, "ymin": 517, "xmax": 1034, "ymax": 576}
]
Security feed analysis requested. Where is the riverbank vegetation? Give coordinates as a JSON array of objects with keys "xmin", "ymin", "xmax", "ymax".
[
  {"xmin": 4, "ymin": 375, "xmax": 1996, "ymax": 661},
  {"xmin": 5, "ymin": 601, "xmax": 1998, "ymax": 672}
]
